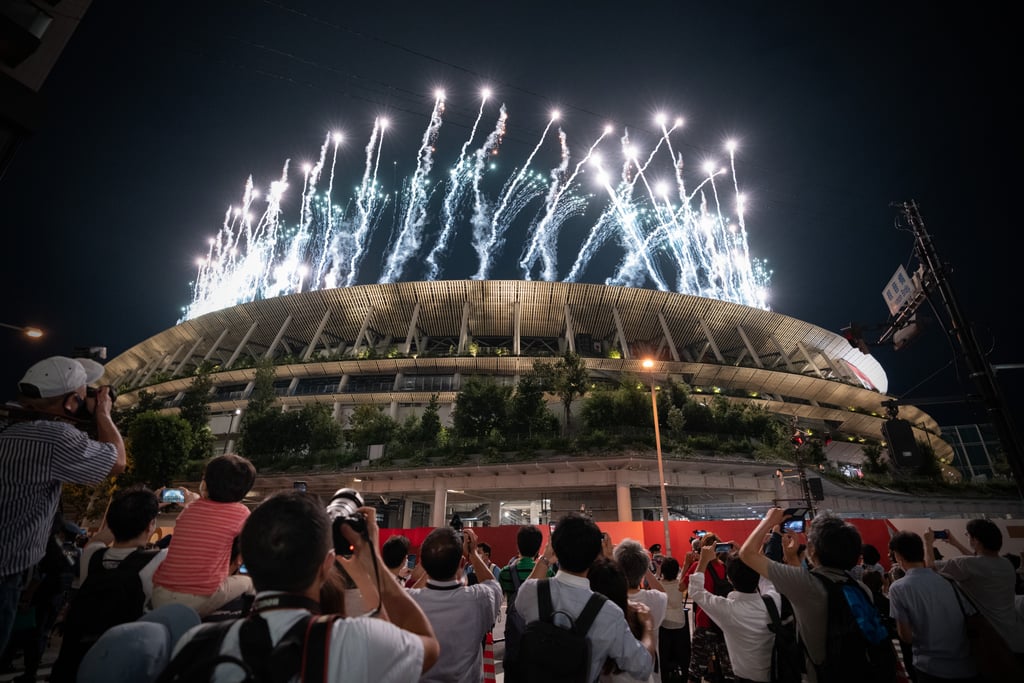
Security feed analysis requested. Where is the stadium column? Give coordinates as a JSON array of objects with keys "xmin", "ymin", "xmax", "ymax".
[
  {"xmin": 615, "ymin": 470, "xmax": 632, "ymax": 522},
  {"xmin": 432, "ymin": 478, "xmax": 447, "ymax": 528},
  {"xmin": 402, "ymin": 498, "xmax": 414, "ymax": 528}
]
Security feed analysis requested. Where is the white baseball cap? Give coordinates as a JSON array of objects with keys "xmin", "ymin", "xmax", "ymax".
[{"xmin": 18, "ymin": 356, "xmax": 106, "ymax": 399}]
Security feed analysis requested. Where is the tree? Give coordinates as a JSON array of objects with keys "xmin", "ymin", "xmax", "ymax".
[
  {"xmin": 179, "ymin": 369, "xmax": 215, "ymax": 461},
  {"xmin": 508, "ymin": 374, "xmax": 555, "ymax": 439},
  {"xmin": 348, "ymin": 404, "xmax": 399, "ymax": 450},
  {"xmin": 452, "ymin": 378, "xmax": 511, "ymax": 439},
  {"xmin": 128, "ymin": 412, "xmax": 193, "ymax": 488},
  {"xmin": 113, "ymin": 390, "xmax": 162, "ymax": 434},
  {"xmin": 238, "ymin": 359, "xmax": 279, "ymax": 457},
  {"xmin": 300, "ymin": 403, "xmax": 344, "ymax": 453},
  {"xmin": 861, "ymin": 443, "xmax": 888, "ymax": 475},
  {"xmin": 534, "ymin": 351, "xmax": 589, "ymax": 435},
  {"xmin": 246, "ymin": 359, "xmax": 278, "ymax": 417},
  {"xmin": 666, "ymin": 405, "xmax": 686, "ymax": 434},
  {"xmin": 419, "ymin": 395, "xmax": 442, "ymax": 445}
]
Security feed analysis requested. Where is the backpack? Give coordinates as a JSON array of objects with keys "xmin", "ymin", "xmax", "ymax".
[
  {"xmin": 50, "ymin": 547, "xmax": 160, "ymax": 683},
  {"xmin": 519, "ymin": 579, "xmax": 607, "ymax": 683},
  {"xmin": 811, "ymin": 572, "xmax": 897, "ymax": 683},
  {"xmin": 762, "ymin": 594, "xmax": 802, "ymax": 683},
  {"xmin": 503, "ymin": 559, "xmax": 529, "ymax": 662},
  {"xmin": 156, "ymin": 611, "xmax": 339, "ymax": 683},
  {"xmin": 708, "ymin": 562, "xmax": 731, "ymax": 597}
]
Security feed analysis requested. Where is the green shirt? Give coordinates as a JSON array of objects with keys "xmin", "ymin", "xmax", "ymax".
[{"xmin": 498, "ymin": 557, "xmax": 554, "ymax": 595}]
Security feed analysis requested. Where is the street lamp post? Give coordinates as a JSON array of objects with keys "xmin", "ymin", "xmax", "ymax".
[
  {"xmin": 0, "ymin": 323, "xmax": 43, "ymax": 338},
  {"xmin": 642, "ymin": 359, "xmax": 671, "ymax": 557}
]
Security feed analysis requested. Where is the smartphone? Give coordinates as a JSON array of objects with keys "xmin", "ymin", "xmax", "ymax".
[
  {"xmin": 933, "ymin": 530, "xmax": 949, "ymax": 539},
  {"xmin": 694, "ymin": 530, "xmax": 708, "ymax": 537},
  {"xmin": 406, "ymin": 554, "xmax": 417, "ymax": 569},
  {"xmin": 160, "ymin": 488, "xmax": 185, "ymax": 504},
  {"xmin": 714, "ymin": 542, "xmax": 733, "ymax": 553},
  {"xmin": 293, "ymin": 481, "xmax": 307, "ymax": 492},
  {"xmin": 238, "ymin": 564, "xmax": 248, "ymax": 575},
  {"xmin": 781, "ymin": 518, "xmax": 806, "ymax": 534}
]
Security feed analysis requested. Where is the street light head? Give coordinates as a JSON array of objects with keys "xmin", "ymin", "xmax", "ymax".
[
  {"xmin": 642, "ymin": 359, "xmax": 654, "ymax": 369},
  {"xmin": 1, "ymin": 323, "xmax": 43, "ymax": 339}
]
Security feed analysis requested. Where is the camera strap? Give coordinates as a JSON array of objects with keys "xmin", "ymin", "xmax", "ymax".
[
  {"xmin": 238, "ymin": 595, "xmax": 338, "ymax": 683},
  {"xmin": 252, "ymin": 593, "xmax": 322, "ymax": 614}
]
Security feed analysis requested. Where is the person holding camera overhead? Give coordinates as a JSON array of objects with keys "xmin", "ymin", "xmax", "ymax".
[
  {"xmin": 151, "ymin": 454, "xmax": 257, "ymax": 616},
  {"xmin": 0, "ymin": 356, "xmax": 126, "ymax": 654}
]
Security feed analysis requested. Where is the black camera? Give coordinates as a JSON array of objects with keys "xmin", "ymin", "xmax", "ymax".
[
  {"xmin": 86, "ymin": 385, "xmax": 118, "ymax": 404},
  {"xmin": 326, "ymin": 488, "xmax": 368, "ymax": 558}
]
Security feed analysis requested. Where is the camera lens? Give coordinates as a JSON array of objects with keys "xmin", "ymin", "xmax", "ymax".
[
  {"xmin": 326, "ymin": 488, "xmax": 367, "ymax": 557},
  {"xmin": 86, "ymin": 385, "xmax": 118, "ymax": 403}
]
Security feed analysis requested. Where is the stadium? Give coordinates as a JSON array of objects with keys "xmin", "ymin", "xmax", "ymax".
[{"xmin": 101, "ymin": 280, "xmax": 986, "ymax": 526}]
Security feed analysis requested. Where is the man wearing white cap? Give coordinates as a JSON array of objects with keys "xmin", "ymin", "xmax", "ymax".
[{"xmin": 0, "ymin": 356, "xmax": 126, "ymax": 653}]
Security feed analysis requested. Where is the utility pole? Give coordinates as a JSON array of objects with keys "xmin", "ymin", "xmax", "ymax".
[
  {"xmin": 775, "ymin": 417, "xmax": 817, "ymax": 518},
  {"xmin": 890, "ymin": 201, "xmax": 1024, "ymax": 493}
]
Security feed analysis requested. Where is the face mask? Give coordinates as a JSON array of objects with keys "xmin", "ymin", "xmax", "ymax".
[{"xmin": 65, "ymin": 394, "xmax": 92, "ymax": 420}]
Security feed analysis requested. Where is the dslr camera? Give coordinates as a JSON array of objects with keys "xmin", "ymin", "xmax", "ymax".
[
  {"xmin": 71, "ymin": 385, "xmax": 118, "ymax": 422},
  {"xmin": 326, "ymin": 488, "xmax": 368, "ymax": 558}
]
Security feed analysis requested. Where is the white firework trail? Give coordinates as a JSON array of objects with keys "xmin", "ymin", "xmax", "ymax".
[
  {"xmin": 520, "ymin": 124, "xmax": 609, "ymax": 281},
  {"xmin": 181, "ymin": 93, "xmax": 772, "ymax": 322},
  {"xmin": 380, "ymin": 94, "xmax": 446, "ymax": 283},
  {"xmin": 426, "ymin": 91, "xmax": 489, "ymax": 280},
  {"xmin": 473, "ymin": 111, "xmax": 558, "ymax": 279},
  {"xmin": 340, "ymin": 117, "xmax": 388, "ymax": 288},
  {"xmin": 312, "ymin": 134, "xmax": 343, "ymax": 285},
  {"xmin": 468, "ymin": 106, "xmax": 508, "ymax": 277}
]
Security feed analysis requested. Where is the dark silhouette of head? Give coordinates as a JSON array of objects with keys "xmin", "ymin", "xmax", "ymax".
[
  {"xmin": 807, "ymin": 515, "xmax": 862, "ymax": 570},
  {"xmin": 966, "ymin": 518, "xmax": 1002, "ymax": 552},
  {"xmin": 888, "ymin": 531, "xmax": 924, "ymax": 564},
  {"xmin": 241, "ymin": 491, "xmax": 330, "ymax": 593},
  {"xmin": 382, "ymin": 535, "xmax": 411, "ymax": 570},
  {"xmin": 420, "ymin": 527, "xmax": 463, "ymax": 581},
  {"xmin": 106, "ymin": 487, "xmax": 159, "ymax": 542},
  {"xmin": 516, "ymin": 525, "xmax": 543, "ymax": 557},
  {"xmin": 551, "ymin": 513, "xmax": 602, "ymax": 573},
  {"xmin": 724, "ymin": 553, "xmax": 758, "ymax": 593},
  {"xmin": 203, "ymin": 454, "xmax": 257, "ymax": 503}
]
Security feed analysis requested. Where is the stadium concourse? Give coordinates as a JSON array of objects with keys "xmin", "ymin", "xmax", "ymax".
[{"xmin": 103, "ymin": 279, "xmax": 955, "ymax": 478}]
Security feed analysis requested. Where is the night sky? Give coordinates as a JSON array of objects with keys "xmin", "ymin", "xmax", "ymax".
[{"xmin": 1, "ymin": 1, "xmax": 1018, "ymax": 429}]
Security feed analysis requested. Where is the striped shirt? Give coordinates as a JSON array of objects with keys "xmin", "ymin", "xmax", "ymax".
[
  {"xmin": 0, "ymin": 419, "xmax": 118, "ymax": 575},
  {"xmin": 153, "ymin": 499, "xmax": 249, "ymax": 595}
]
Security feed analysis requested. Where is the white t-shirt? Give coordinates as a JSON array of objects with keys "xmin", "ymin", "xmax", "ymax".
[
  {"xmin": 936, "ymin": 555, "xmax": 1024, "ymax": 653},
  {"xmin": 172, "ymin": 602, "xmax": 424, "ymax": 683},
  {"xmin": 80, "ymin": 542, "xmax": 167, "ymax": 608}
]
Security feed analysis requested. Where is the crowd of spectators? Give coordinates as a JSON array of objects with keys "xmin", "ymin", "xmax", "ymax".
[{"xmin": 3, "ymin": 357, "xmax": 1024, "ymax": 682}]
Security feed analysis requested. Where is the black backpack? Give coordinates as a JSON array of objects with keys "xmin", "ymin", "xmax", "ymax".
[
  {"xmin": 811, "ymin": 572, "xmax": 897, "ymax": 683},
  {"xmin": 503, "ymin": 559, "xmax": 529, "ymax": 662},
  {"xmin": 762, "ymin": 594, "xmax": 802, "ymax": 683},
  {"xmin": 156, "ymin": 611, "xmax": 339, "ymax": 683},
  {"xmin": 708, "ymin": 562, "xmax": 731, "ymax": 597},
  {"xmin": 519, "ymin": 579, "xmax": 607, "ymax": 683},
  {"xmin": 50, "ymin": 547, "xmax": 160, "ymax": 683}
]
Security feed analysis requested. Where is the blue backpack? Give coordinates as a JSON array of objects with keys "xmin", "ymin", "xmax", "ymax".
[{"xmin": 811, "ymin": 572, "xmax": 896, "ymax": 683}]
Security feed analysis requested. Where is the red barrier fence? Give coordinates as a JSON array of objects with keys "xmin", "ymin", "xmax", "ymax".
[{"xmin": 378, "ymin": 518, "xmax": 901, "ymax": 570}]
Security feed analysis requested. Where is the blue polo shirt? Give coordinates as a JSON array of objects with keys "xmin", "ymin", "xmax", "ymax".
[{"xmin": 888, "ymin": 567, "xmax": 976, "ymax": 678}]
